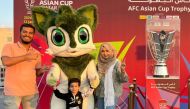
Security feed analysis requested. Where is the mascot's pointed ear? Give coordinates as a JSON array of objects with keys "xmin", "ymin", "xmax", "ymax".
[
  {"xmin": 32, "ymin": 6, "xmax": 56, "ymax": 35},
  {"xmin": 77, "ymin": 4, "xmax": 98, "ymax": 31}
]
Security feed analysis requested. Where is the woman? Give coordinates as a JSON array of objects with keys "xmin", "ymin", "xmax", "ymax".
[{"xmin": 96, "ymin": 42, "xmax": 129, "ymax": 109}]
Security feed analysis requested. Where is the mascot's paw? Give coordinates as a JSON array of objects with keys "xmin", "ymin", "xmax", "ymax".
[
  {"xmin": 90, "ymin": 76, "xmax": 99, "ymax": 88},
  {"xmin": 82, "ymin": 88, "xmax": 94, "ymax": 97},
  {"xmin": 47, "ymin": 74, "xmax": 57, "ymax": 86}
]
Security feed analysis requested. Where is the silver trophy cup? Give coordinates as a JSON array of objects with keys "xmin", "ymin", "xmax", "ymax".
[{"xmin": 148, "ymin": 30, "xmax": 175, "ymax": 78}]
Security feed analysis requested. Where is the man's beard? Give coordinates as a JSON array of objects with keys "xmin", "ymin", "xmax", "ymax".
[{"xmin": 21, "ymin": 37, "xmax": 33, "ymax": 44}]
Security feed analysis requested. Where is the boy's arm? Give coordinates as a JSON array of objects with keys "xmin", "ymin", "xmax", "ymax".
[{"xmin": 53, "ymin": 88, "xmax": 67, "ymax": 100}]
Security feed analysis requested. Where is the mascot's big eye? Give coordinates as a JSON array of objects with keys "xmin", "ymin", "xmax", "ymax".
[
  {"xmin": 78, "ymin": 27, "xmax": 89, "ymax": 44},
  {"xmin": 51, "ymin": 29, "xmax": 65, "ymax": 46}
]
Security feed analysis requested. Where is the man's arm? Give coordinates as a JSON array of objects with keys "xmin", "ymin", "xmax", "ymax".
[
  {"xmin": 36, "ymin": 68, "xmax": 42, "ymax": 77},
  {"xmin": 1, "ymin": 52, "xmax": 39, "ymax": 67},
  {"xmin": 2, "ymin": 56, "xmax": 26, "ymax": 67}
]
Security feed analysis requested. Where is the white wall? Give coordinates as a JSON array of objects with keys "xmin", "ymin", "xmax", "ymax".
[{"xmin": 0, "ymin": 28, "xmax": 13, "ymax": 65}]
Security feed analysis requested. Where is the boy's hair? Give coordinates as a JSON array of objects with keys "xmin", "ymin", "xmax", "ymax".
[
  {"xmin": 20, "ymin": 23, "xmax": 35, "ymax": 33},
  {"xmin": 68, "ymin": 78, "xmax": 81, "ymax": 86}
]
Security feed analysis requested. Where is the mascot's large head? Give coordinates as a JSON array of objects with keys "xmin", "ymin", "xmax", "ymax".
[{"xmin": 32, "ymin": 5, "xmax": 97, "ymax": 57}]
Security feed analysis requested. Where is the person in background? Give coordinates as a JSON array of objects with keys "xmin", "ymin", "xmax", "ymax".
[
  {"xmin": 96, "ymin": 42, "xmax": 129, "ymax": 109},
  {"xmin": 1, "ymin": 23, "xmax": 49, "ymax": 109}
]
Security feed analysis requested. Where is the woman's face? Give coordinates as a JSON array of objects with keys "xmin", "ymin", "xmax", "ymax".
[{"xmin": 100, "ymin": 47, "xmax": 114, "ymax": 59}]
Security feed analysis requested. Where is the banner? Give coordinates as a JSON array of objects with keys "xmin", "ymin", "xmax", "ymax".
[{"xmin": 14, "ymin": 0, "xmax": 190, "ymax": 108}]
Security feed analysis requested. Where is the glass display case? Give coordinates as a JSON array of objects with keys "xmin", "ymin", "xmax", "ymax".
[{"xmin": 146, "ymin": 15, "xmax": 180, "ymax": 78}]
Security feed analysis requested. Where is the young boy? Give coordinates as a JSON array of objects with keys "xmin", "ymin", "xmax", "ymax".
[{"xmin": 53, "ymin": 78, "xmax": 93, "ymax": 109}]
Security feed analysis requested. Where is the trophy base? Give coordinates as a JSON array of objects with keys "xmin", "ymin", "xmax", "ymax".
[{"xmin": 153, "ymin": 63, "xmax": 169, "ymax": 78}]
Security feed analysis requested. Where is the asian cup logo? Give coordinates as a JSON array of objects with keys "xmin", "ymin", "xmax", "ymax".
[
  {"xmin": 159, "ymin": 99, "xmax": 168, "ymax": 109},
  {"xmin": 25, "ymin": 0, "xmax": 35, "ymax": 14}
]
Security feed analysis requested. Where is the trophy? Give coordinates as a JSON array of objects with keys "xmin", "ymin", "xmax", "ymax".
[{"xmin": 148, "ymin": 30, "xmax": 175, "ymax": 78}]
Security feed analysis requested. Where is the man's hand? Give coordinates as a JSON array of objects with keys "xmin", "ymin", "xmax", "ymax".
[
  {"xmin": 25, "ymin": 51, "xmax": 39, "ymax": 61},
  {"xmin": 40, "ymin": 65, "xmax": 51, "ymax": 72},
  {"xmin": 36, "ymin": 65, "xmax": 51, "ymax": 76}
]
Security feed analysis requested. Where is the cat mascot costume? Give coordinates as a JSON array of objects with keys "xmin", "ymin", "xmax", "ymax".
[{"xmin": 32, "ymin": 4, "xmax": 99, "ymax": 109}]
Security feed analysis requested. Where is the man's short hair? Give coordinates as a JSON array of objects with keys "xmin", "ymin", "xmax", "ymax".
[
  {"xmin": 68, "ymin": 78, "xmax": 81, "ymax": 86},
  {"xmin": 20, "ymin": 23, "xmax": 35, "ymax": 33}
]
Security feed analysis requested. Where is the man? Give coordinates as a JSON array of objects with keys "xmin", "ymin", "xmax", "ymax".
[{"xmin": 1, "ymin": 23, "xmax": 48, "ymax": 109}]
